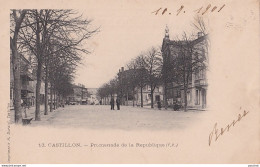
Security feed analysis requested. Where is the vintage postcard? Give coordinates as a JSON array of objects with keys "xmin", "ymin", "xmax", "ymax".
[{"xmin": 0, "ymin": 0, "xmax": 259, "ymax": 164}]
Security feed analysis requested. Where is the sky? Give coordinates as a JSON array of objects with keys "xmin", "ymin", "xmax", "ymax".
[{"xmin": 74, "ymin": 1, "xmax": 202, "ymax": 88}]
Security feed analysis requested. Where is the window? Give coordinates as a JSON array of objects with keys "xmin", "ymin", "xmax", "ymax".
[
  {"xmin": 155, "ymin": 95, "xmax": 160, "ymax": 101},
  {"xmin": 10, "ymin": 89, "xmax": 13, "ymax": 100},
  {"xmin": 195, "ymin": 70, "xmax": 205, "ymax": 80},
  {"xmin": 202, "ymin": 69, "xmax": 206, "ymax": 79},
  {"xmin": 195, "ymin": 70, "xmax": 199, "ymax": 80},
  {"xmin": 196, "ymin": 89, "xmax": 200, "ymax": 105},
  {"xmin": 187, "ymin": 91, "xmax": 190, "ymax": 102},
  {"xmin": 175, "ymin": 90, "xmax": 181, "ymax": 98}
]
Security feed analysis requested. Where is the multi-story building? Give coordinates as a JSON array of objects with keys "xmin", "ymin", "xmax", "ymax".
[
  {"xmin": 161, "ymin": 28, "xmax": 208, "ymax": 109},
  {"xmin": 10, "ymin": 53, "xmax": 46, "ymax": 108},
  {"xmin": 66, "ymin": 84, "xmax": 88, "ymax": 104},
  {"xmin": 10, "ymin": 54, "xmax": 34, "ymax": 108},
  {"xmin": 134, "ymin": 85, "xmax": 164, "ymax": 107},
  {"xmin": 118, "ymin": 67, "xmax": 164, "ymax": 107}
]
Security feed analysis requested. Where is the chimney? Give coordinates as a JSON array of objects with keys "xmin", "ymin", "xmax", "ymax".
[{"xmin": 121, "ymin": 67, "xmax": 124, "ymax": 72}]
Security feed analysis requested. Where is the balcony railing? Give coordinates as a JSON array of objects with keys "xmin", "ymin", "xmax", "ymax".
[
  {"xmin": 21, "ymin": 84, "xmax": 34, "ymax": 93},
  {"xmin": 194, "ymin": 78, "xmax": 208, "ymax": 86},
  {"xmin": 20, "ymin": 71, "xmax": 34, "ymax": 81}
]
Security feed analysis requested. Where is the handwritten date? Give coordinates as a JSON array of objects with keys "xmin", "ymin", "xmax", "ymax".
[{"xmin": 152, "ymin": 4, "xmax": 225, "ymax": 16}]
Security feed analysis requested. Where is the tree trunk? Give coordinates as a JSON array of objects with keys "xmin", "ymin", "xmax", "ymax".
[
  {"xmin": 11, "ymin": 47, "xmax": 22, "ymax": 123},
  {"xmin": 56, "ymin": 92, "xmax": 59, "ymax": 108},
  {"xmin": 163, "ymin": 80, "xmax": 168, "ymax": 109},
  {"xmin": 44, "ymin": 67, "xmax": 48, "ymax": 115},
  {"xmin": 35, "ymin": 10, "xmax": 42, "ymax": 121},
  {"xmin": 50, "ymin": 84, "xmax": 53, "ymax": 112},
  {"xmin": 126, "ymin": 91, "xmax": 129, "ymax": 106},
  {"xmin": 184, "ymin": 86, "xmax": 187, "ymax": 111},
  {"xmin": 151, "ymin": 86, "xmax": 154, "ymax": 108},
  {"xmin": 53, "ymin": 90, "xmax": 56, "ymax": 109},
  {"xmin": 10, "ymin": 10, "xmax": 27, "ymax": 124},
  {"xmin": 35, "ymin": 61, "xmax": 43, "ymax": 121},
  {"xmin": 132, "ymin": 87, "xmax": 135, "ymax": 107},
  {"xmin": 140, "ymin": 86, "xmax": 143, "ymax": 107},
  {"xmin": 183, "ymin": 73, "xmax": 188, "ymax": 112}
]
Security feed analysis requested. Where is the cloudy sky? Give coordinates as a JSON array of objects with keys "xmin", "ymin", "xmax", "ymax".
[{"xmin": 74, "ymin": 1, "xmax": 202, "ymax": 88}]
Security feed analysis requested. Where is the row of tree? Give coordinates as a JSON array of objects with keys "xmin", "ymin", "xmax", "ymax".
[
  {"xmin": 97, "ymin": 17, "xmax": 209, "ymax": 111},
  {"xmin": 97, "ymin": 46, "xmax": 163, "ymax": 108},
  {"xmin": 10, "ymin": 9, "xmax": 98, "ymax": 123}
]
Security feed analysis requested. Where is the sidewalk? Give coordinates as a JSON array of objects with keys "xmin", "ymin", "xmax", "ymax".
[
  {"xmin": 122, "ymin": 104, "xmax": 207, "ymax": 112},
  {"xmin": 10, "ymin": 105, "xmax": 61, "ymax": 124}
]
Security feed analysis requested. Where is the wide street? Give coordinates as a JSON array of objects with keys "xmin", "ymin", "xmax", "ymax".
[{"xmin": 28, "ymin": 105, "xmax": 205, "ymax": 130}]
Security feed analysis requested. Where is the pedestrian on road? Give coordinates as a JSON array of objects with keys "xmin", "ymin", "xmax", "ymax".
[
  {"xmin": 116, "ymin": 98, "xmax": 120, "ymax": 110},
  {"xmin": 110, "ymin": 98, "xmax": 115, "ymax": 110}
]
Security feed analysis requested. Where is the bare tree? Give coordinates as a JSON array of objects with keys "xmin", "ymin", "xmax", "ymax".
[
  {"xmin": 144, "ymin": 47, "xmax": 162, "ymax": 108},
  {"xmin": 131, "ymin": 54, "xmax": 148, "ymax": 107},
  {"xmin": 10, "ymin": 10, "xmax": 27, "ymax": 123},
  {"xmin": 18, "ymin": 9, "xmax": 98, "ymax": 120},
  {"xmin": 126, "ymin": 60, "xmax": 140, "ymax": 106},
  {"xmin": 192, "ymin": 16, "xmax": 208, "ymax": 36},
  {"xmin": 170, "ymin": 33, "xmax": 208, "ymax": 111}
]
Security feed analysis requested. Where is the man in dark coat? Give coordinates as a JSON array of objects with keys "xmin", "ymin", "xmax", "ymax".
[
  {"xmin": 110, "ymin": 98, "xmax": 115, "ymax": 110},
  {"xmin": 116, "ymin": 98, "xmax": 120, "ymax": 110}
]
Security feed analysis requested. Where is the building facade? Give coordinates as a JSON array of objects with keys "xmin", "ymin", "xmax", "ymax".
[
  {"xmin": 10, "ymin": 54, "xmax": 46, "ymax": 108},
  {"xmin": 117, "ymin": 67, "xmax": 164, "ymax": 107},
  {"xmin": 10, "ymin": 54, "xmax": 34, "ymax": 108},
  {"xmin": 66, "ymin": 84, "xmax": 88, "ymax": 104},
  {"xmin": 87, "ymin": 88, "xmax": 100, "ymax": 105},
  {"xmin": 134, "ymin": 85, "xmax": 164, "ymax": 107},
  {"xmin": 161, "ymin": 28, "xmax": 208, "ymax": 109}
]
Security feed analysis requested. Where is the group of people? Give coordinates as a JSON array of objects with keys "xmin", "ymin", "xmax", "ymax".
[{"xmin": 110, "ymin": 98, "xmax": 120, "ymax": 110}]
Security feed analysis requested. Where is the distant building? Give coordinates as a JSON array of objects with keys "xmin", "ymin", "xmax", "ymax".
[
  {"xmin": 66, "ymin": 84, "xmax": 88, "ymax": 104},
  {"xmin": 87, "ymin": 88, "xmax": 100, "ymax": 105},
  {"xmin": 161, "ymin": 28, "xmax": 208, "ymax": 109},
  {"xmin": 135, "ymin": 85, "xmax": 164, "ymax": 107},
  {"xmin": 118, "ymin": 67, "xmax": 164, "ymax": 107}
]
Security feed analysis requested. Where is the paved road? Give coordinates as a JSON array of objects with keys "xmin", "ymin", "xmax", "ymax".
[{"xmin": 30, "ymin": 105, "xmax": 204, "ymax": 130}]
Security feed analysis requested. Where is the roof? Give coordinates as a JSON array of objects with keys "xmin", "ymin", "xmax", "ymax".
[{"xmin": 162, "ymin": 34, "xmax": 208, "ymax": 52}]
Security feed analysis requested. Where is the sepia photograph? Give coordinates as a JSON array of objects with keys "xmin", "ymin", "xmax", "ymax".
[
  {"xmin": 10, "ymin": 9, "xmax": 209, "ymax": 130},
  {"xmin": 0, "ymin": 0, "xmax": 259, "ymax": 164}
]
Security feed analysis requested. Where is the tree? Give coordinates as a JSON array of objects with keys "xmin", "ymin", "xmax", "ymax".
[
  {"xmin": 108, "ymin": 78, "xmax": 118, "ymax": 98},
  {"xmin": 170, "ymin": 33, "xmax": 208, "ymax": 111},
  {"xmin": 127, "ymin": 54, "xmax": 148, "ymax": 107},
  {"xmin": 192, "ymin": 16, "xmax": 208, "ymax": 36},
  {"xmin": 97, "ymin": 75, "xmax": 119, "ymax": 105},
  {"xmin": 10, "ymin": 10, "xmax": 27, "ymax": 123},
  {"xmin": 126, "ymin": 60, "xmax": 140, "ymax": 106},
  {"xmin": 144, "ymin": 47, "xmax": 163, "ymax": 108},
  {"xmin": 135, "ymin": 55, "xmax": 148, "ymax": 107},
  {"xmin": 47, "ymin": 41, "xmax": 80, "ymax": 112},
  {"xmin": 18, "ymin": 9, "xmax": 98, "ymax": 120}
]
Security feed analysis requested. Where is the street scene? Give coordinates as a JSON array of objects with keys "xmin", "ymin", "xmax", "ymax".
[
  {"xmin": 10, "ymin": 9, "xmax": 209, "ymax": 129},
  {"xmin": 10, "ymin": 105, "xmax": 204, "ymax": 130}
]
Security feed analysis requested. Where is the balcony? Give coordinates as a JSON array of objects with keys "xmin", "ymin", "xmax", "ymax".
[
  {"xmin": 194, "ymin": 78, "xmax": 208, "ymax": 87},
  {"xmin": 21, "ymin": 84, "xmax": 34, "ymax": 93},
  {"xmin": 21, "ymin": 71, "xmax": 34, "ymax": 81}
]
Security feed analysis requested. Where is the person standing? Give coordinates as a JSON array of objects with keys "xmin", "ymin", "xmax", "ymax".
[
  {"xmin": 110, "ymin": 98, "xmax": 115, "ymax": 110},
  {"xmin": 116, "ymin": 98, "xmax": 120, "ymax": 110}
]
